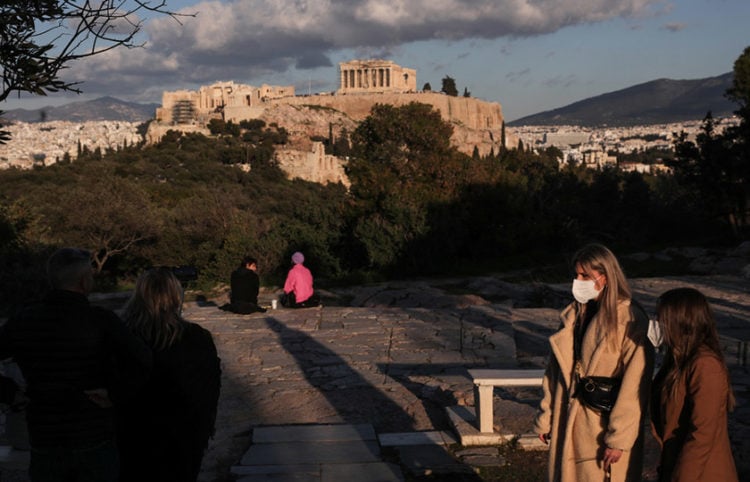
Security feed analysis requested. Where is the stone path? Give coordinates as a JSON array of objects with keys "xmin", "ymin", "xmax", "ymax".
[
  {"xmin": 0, "ymin": 273, "xmax": 748, "ymax": 481},
  {"xmin": 192, "ymin": 274, "xmax": 750, "ymax": 481},
  {"xmin": 192, "ymin": 296, "xmax": 520, "ymax": 480},
  {"xmin": 232, "ymin": 424, "xmax": 404, "ymax": 481}
]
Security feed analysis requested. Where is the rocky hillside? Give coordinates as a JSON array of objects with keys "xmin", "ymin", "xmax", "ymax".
[{"xmin": 278, "ymin": 92, "xmax": 512, "ymax": 157}]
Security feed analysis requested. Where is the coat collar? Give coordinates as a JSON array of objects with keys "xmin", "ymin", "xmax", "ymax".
[
  {"xmin": 549, "ymin": 303, "xmax": 577, "ymax": 390},
  {"xmin": 549, "ymin": 301, "xmax": 616, "ymax": 389}
]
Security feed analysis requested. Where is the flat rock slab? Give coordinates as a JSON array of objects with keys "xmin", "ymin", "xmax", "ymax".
[
  {"xmin": 396, "ymin": 445, "xmax": 476, "ymax": 476},
  {"xmin": 322, "ymin": 462, "xmax": 404, "ymax": 482},
  {"xmin": 379, "ymin": 431, "xmax": 457, "ymax": 447},
  {"xmin": 234, "ymin": 462, "xmax": 404, "ymax": 482},
  {"xmin": 236, "ymin": 423, "xmax": 405, "ymax": 481},
  {"xmin": 253, "ymin": 424, "xmax": 376, "ymax": 443},
  {"xmin": 241, "ymin": 439, "xmax": 381, "ymax": 466}
]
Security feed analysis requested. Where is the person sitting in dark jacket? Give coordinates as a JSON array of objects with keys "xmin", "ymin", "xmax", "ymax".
[
  {"xmin": 225, "ymin": 256, "xmax": 266, "ymax": 314},
  {"xmin": 0, "ymin": 247, "xmax": 152, "ymax": 482}
]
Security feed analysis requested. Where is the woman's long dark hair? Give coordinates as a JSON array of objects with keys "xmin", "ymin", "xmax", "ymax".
[
  {"xmin": 657, "ymin": 287, "xmax": 735, "ymax": 410},
  {"xmin": 123, "ymin": 267, "xmax": 186, "ymax": 350}
]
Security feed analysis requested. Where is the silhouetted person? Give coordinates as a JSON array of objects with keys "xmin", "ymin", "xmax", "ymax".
[
  {"xmin": 119, "ymin": 268, "xmax": 221, "ymax": 482},
  {"xmin": 226, "ymin": 256, "xmax": 266, "ymax": 314},
  {"xmin": 0, "ymin": 247, "xmax": 152, "ymax": 482}
]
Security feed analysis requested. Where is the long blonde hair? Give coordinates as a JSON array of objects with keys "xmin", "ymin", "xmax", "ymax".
[
  {"xmin": 657, "ymin": 287, "xmax": 735, "ymax": 411},
  {"xmin": 573, "ymin": 244, "xmax": 632, "ymax": 348},
  {"xmin": 123, "ymin": 267, "xmax": 186, "ymax": 350}
]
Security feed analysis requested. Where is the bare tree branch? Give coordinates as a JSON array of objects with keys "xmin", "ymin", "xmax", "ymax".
[{"xmin": 1, "ymin": 1, "xmax": 191, "ymax": 142}]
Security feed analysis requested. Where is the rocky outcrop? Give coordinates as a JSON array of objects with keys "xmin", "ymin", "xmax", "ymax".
[
  {"xmin": 275, "ymin": 142, "xmax": 349, "ymax": 187},
  {"xmin": 277, "ymin": 92, "xmax": 513, "ymax": 157},
  {"xmin": 145, "ymin": 93, "xmax": 516, "ymax": 185}
]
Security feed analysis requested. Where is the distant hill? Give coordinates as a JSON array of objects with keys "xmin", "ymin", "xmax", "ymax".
[
  {"xmin": 2, "ymin": 96, "xmax": 157, "ymax": 123},
  {"xmin": 509, "ymin": 73, "xmax": 736, "ymax": 127}
]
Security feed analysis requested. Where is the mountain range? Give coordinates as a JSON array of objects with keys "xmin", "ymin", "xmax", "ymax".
[
  {"xmin": 509, "ymin": 72, "xmax": 735, "ymax": 127},
  {"xmin": 1, "ymin": 96, "xmax": 158, "ymax": 123},
  {"xmin": 0, "ymin": 73, "xmax": 737, "ymax": 127}
]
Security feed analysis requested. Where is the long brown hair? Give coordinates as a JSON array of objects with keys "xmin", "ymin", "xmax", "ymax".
[
  {"xmin": 657, "ymin": 287, "xmax": 734, "ymax": 410},
  {"xmin": 573, "ymin": 243, "xmax": 632, "ymax": 348},
  {"xmin": 123, "ymin": 267, "xmax": 186, "ymax": 350}
]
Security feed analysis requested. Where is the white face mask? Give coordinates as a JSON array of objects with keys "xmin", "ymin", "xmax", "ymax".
[
  {"xmin": 572, "ymin": 278, "xmax": 601, "ymax": 304},
  {"xmin": 648, "ymin": 319, "xmax": 664, "ymax": 348}
]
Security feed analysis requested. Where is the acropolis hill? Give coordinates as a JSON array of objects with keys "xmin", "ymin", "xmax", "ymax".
[{"xmin": 146, "ymin": 60, "xmax": 511, "ymax": 184}]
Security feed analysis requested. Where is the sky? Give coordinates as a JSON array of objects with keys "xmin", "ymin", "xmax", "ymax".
[{"xmin": 3, "ymin": 0, "xmax": 749, "ymax": 121}]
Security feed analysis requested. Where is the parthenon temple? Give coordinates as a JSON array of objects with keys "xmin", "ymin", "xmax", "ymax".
[{"xmin": 337, "ymin": 60, "xmax": 416, "ymax": 94}]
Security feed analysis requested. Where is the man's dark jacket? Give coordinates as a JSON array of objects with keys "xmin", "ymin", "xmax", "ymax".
[
  {"xmin": 229, "ymin": 266, "xmax": 261, "ymax": 313},
  {"xmin": 0, "ymin": 289, "xmax": 152, "ymax": 448}
]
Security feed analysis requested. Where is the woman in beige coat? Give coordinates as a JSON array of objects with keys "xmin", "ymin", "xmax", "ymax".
[
  {"xmin": 650, "ymin": 288, "xmax": 738, "ymax": 482},
  {"xmin": 534, "ymin": 244, "xmax": 654, "ymax": 482}
]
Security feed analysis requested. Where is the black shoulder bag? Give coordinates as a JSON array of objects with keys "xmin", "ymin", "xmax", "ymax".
[{"xmin": 574, "ymin": 305, "xmax": 621, "ymax": 413}]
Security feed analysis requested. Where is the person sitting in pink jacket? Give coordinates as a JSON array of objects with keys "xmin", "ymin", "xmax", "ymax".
[{"xmin": 280, "ymin": 252, "xmax": 320, "ymax": 308}]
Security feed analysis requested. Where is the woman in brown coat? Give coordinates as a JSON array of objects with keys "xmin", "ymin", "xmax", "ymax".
[
  {"xmin": 534, "ymin": 244, "xmax": 654, "ymax": 482},
  {"xmin": 650, "ymin": 288, "xmax": 738, "ymax": 482}
]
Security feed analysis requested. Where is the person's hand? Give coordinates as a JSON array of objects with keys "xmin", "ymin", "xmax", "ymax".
[
  {"xmin": 602, "ymin": 447, "xmax": 622, "ymax": 471},
  {"xmin": 539, "ymin": 433, "xmax": 550, "ymax": 444}
]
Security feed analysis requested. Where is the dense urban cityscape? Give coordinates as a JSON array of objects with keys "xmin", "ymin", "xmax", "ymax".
[{"xmin": 0, "ymin": 115, "xmax": 739, "ymax": 173}]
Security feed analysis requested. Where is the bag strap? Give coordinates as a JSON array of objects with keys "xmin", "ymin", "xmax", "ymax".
[{"xmin": 574, "ymin": 302, "xmax": 598, "ymax": 378}]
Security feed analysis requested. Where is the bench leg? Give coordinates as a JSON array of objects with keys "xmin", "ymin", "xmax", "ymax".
[{"xmin": 474, "ymin": 385, "xmax": 494, "ymax": 433}]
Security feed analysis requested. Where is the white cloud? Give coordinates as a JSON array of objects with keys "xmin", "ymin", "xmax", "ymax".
[{"xmin": 68, "ymin": 0, "xmax": 666, "ymax": 97}]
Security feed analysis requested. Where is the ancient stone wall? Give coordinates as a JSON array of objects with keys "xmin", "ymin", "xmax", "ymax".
[
  {"xmin": 156, "ymin": 81, "xmax": 294, "ymax": 125},
  {"xmin": 147, "ymin": 61, "xmax": 514, "ymax": 182},
  {"xmin": 275, "ymin": 142, "xmax": 350, "ymax": 187},
  {"xmin": 276, "ymin": 92, "xmax": 513, "ymax": 157},
  {"xmin": 145, "ymin": 123, "xmax": 210, "ymax": 144}
]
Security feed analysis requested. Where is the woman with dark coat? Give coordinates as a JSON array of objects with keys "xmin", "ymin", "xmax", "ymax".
[
  {"xmin": 650, "ymin": 288, "xmax": 738, "ymax": 482},
  {"xmin": 119, "ymin": 268, "xmax": 221, "ymax": 482}
]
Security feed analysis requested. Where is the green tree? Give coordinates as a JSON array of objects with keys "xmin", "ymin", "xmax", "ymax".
[
  {"xmin": 727, "ymin": 46, "xmax": 750, "ymax": 109},
  {"xmin": 346, "ymin": 102, "xmax": 469, "ymax": 270},
  {"xmin": 441, "ymin": 76, "xmax": 458, "ymax": 97},
  {"xmin": 332, "ymin": 128, "xmax": 351, "ymax": 157},
  {"xmin": 668, "ymin": 47, "xmax": 750, "ymax": 236},
  {"xmin": 672, "ymin": 113, "xmax": 745, "ymax": 236},
  {"xmin": 41, "ymin": 173, "xmax": 161, "ymax": 272},
  {"xmin": 423, "ymin": 82, "xmax": 432, "ymax": 92},
  {"xmin": 725, "ymin": 46, "xmax": 750, "ymax": 231}
]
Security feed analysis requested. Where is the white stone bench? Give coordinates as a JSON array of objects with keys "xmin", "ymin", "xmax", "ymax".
[{"xmin": 467, "ymin": 369, "xmax": 545, "ymax": 433}]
